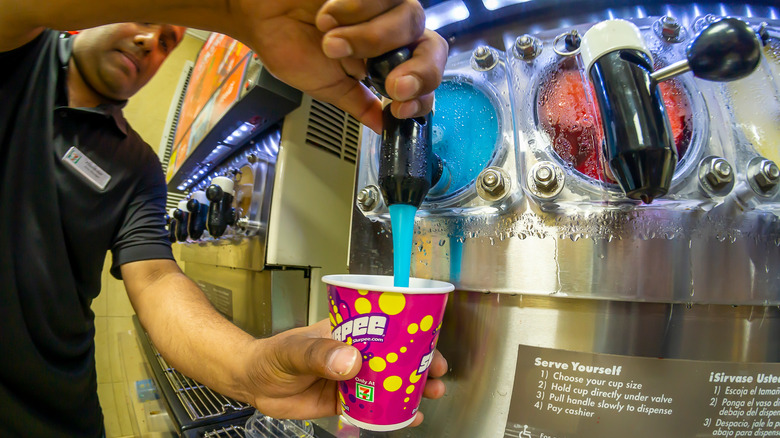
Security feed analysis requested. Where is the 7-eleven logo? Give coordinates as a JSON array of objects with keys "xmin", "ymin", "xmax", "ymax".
[{"xmin": 356, "ymin": 383, "xmax": 374, "ymax": 402}]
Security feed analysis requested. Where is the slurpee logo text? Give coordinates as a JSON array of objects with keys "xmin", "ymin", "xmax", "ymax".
[
  {"xmin": 418, "ymin": 349, "xmax": 434, "ymax": 374},
  {"xmin": 333, "ymin": 314, "xmax": 388, "ymax": 343}
]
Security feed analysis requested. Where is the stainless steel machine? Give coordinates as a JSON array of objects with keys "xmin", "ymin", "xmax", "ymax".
[
  {"xmin": 333, "ymin": 2, "xmax": 780, "ymax": 437},
  {"xmin": 148, "ymin": 2, "xmax": 780, "ymax": 437}
]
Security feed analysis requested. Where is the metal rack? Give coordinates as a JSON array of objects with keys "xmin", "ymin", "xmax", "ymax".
[
  {"xmin": 203, "ymin": 425, "xmax": 245, "ymax": 437},
  {"xmin": 148, "ymin": 341, "xmax": 252, "ymax": 421},
  {"xmin": 134, "ymin": 316, "xmax": 255, "ymax": 434}
]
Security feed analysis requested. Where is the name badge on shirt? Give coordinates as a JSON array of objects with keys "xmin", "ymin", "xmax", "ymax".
[{"xmin": 62, "ymin": 146, "xmax": 111, "ymax": 190}]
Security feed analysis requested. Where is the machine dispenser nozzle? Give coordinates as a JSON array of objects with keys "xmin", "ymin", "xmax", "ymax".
[
  {"xmin": 166, "ymin": 209, "xmax": 177, "ymax": 243},
  {"xmin": 172, "ymin": 200, "xmax": 190, "ymax": 242},
  {"xmin": 581, "ymin": 18, "xmax": 761, "ymax": 204},
  {"xmin": 367, "ymin": 48, "xmax": 444, "ymax": 208},
  {"xmin": 186, "ymin": 190, "xmax": 209, "ymax": 240},
  {"xmin": 205, "ymin": 176, "xmax": 236, "ymax": 238}
]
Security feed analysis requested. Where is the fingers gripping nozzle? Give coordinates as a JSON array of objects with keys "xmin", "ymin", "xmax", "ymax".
[{"xmin": 367, "ymin": 48, "xmax": 443, "ymax": 208}]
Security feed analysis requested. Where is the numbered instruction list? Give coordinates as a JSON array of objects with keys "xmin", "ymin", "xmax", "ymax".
[{"xmin": 504, "ymin": 345, "xmax": 780, "ymax": 438}]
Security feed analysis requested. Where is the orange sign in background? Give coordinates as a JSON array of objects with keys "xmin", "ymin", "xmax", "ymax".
[{"xmin": 167, "ymin": 33, "xmax": 251, "ymax": 181}]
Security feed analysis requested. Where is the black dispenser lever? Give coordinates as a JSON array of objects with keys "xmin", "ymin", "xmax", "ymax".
[
  {"xmin": 581, "ymin": 17, "xmax": 760, "ymax": 204},
  {"xmin": 651, "ymin": 17, "xmax": 762, "ymax": 83},
  {"xmin": 205, "ymin": 176, "xmax": 236, "ymax": 238},
  {"xmin": 172, "ymin": 200, "xmax": 189, "ymax": 242},
  {"xmin": 366, "ymin": 48, "xmax": 443, "ymax": 208},
  {"xmin": 186, "ymin": 190, "xmax": 209, "ymax": 240}
]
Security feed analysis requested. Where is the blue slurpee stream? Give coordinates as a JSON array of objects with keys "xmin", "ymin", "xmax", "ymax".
[{"xmin": 389, "ymin": 204, "xmax": 417, "ymax": 287}]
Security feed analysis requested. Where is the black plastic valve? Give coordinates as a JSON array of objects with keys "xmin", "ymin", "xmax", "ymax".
[
  {"xmin": 366, "ymin": 47, "xmax": 413, "ymax": 99},
  {"xmin": 186, "ymin": 193, "xmax": 209, "ymax": 240},
  {"xmin": 206, "ymin": 180, "xmax": 236, "ymax": 238},
  {"xmin": 172, "ymin": 206, "xmax": 189, "ymax": 242},
  {"xmin": 590, "ymin": 50, "xmax": 677, "ymax": 203},
  {"xmin": 378, "ymin": 107, "xmax": 443, "ymax": 208},
  {"xmin": 367, "ymin": 47, "xmax": 443, "ymax": 208},
  {"xmin": 166, "ymin": 214, "xmax": 176, "ymax": 243}
]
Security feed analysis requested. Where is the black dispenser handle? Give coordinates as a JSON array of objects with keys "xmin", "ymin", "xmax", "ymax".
[
  {"xmin": 366, "ymin": 47, "xmax": 442, "ymax": 208},
  {"xmin": 582, "ymin": 20, "xmax": 677, "ymax": 203},
  {"xmin": 186, "ymin": 191, "xmax": 209, "ymax": 240},
  {"xmin": 172, "ymin": 200, "xmax": 190, "ymax": 242},
  {"xmin": 651, "ymin": 17, "xmax": 762, "ymax": 83},
  {"xmin": 166, "ymin": 212, "xmax": 176, "ymax": 243},
  {"xmin": 366, "ymin": 47, "xmax": 413, "ymax": 99},
  {"xmin": 205, "ymin": 177, "xmax": 236, "ymax": 238}
]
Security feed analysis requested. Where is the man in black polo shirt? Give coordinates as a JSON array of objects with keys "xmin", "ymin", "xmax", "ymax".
[{"xmin": 0, "ymin": 1, "xmax": 449, "ymax": 436}]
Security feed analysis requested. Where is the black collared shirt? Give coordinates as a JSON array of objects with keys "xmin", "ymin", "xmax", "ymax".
[{"xmin": 0, "ymin": 30, "xmax": 174, "ymax": 437}]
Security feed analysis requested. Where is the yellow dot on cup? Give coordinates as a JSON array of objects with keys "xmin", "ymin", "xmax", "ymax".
[
  {"xmin": 336, "ymin": 313, "xmax": 343, "ymax": 324},
  {"xmin": 387, "ymin": 353, "xmax": 398, "ymax": 363},
  {"xmin": 407, "ymin": 323, "xmax": 419, "ymax": 334},
  {"xmin": 355, "ymin": 297, "xmax": 372, "ymax": 314},
  {"xmin": 410, "ymin": 371, "xmax": 421, "ymax": 383},
  {"xmin": 358, "ymin": 289, "xmax": 369, "ymax": 295},
  {"xmin": 406, "ymin": 385, "xmax": 415, "ymax": 394},
  {"xmin": 420, "ymin": 315, "xmax": 434, "ymax": 331},
  {"xmin": 384, "ymin": 376, "xmax": 402, "ymax": 392},
  {"xmin": 400, "ymin": 347, "xmax": 407, "ymax": 353},
  {"xmin": 329, "ymin": 315, "xmax": 337, "ymax": 326},
  {"xmin": 378, "ymin": 292, "xmax": 406, "ymax": 315},
  {"xmin": 369, "ymin": 357, "xmax": 387, "ymax": 372},
  {"xmin": 347, "ymin": 337, "xmax": 352, "ymax": 345},
  {"xmin": 404, "ymin": 397, "xmax": 410, "ymax": 403}
]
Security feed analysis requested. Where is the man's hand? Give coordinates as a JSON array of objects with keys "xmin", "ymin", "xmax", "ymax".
[
  {"xmin": 241, "ymin": 319, "xmax": 448, "ymax": 425},
  {"xmin": 240, "ymin": 0, "xmax": 449, "ymax": 133}
]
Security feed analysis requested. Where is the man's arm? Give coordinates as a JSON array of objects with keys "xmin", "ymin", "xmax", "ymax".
[
  {"xmin": 0, "ymin": 0, "xmax": 448, "ymax": 131},
  {"xmin": 121, "ymin": 258, "xmax": 447, "ymax": 421}
]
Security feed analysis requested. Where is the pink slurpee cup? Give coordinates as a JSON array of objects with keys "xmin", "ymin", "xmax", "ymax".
[{"xmin": 323, "ymin": 274, "xmax": 454, "ymax": 431}]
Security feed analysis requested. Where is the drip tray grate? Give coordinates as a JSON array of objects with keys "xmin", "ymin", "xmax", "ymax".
[
  {"xmin": 148, "ymin": 338, "xmax": 252, "ymax": 421},
  {"xmin": 204, "ymin": 425, "xmax": 246, "ymax": 437}
]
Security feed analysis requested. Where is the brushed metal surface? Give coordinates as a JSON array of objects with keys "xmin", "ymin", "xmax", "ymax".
[
  {"xmin": 350, "ymin": 202, "xmax": 780, "ymax": 305},
  {"xmin": 183, "ymin": 262, "xmax": 309, "ymax": 338},
  {"xmin": 180, "ymin": 236, "xmax": 267, "ymax": 272}
]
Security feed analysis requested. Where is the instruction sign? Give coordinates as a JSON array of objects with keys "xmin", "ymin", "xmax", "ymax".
[{"xmin": 505, "ymin": 345, "xmax": 780, "ymax": 437}]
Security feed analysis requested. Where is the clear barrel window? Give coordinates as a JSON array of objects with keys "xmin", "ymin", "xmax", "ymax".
[
  {"xmin": 537, "ymin": 63, "xmax": 692, "ymax": 182},
  {"xmin": 431, "ymin": 80, "xmax": 500, "ymax": 197}
]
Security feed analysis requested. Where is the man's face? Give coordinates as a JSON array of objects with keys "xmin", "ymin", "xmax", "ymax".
[{"xmin": 72, "ymin": 23, "xmax": 186, "ymax": 102}]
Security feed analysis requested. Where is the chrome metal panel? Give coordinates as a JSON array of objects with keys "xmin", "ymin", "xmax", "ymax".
[
  {"xmin": 351, "ymin": 204, "xmax": 780, "ymax": 305},
  {"xmin": 183, "ymin": 262, "xmax": 310, "ymax": 337},
  {"xmin": 184, "ymin": 261, "xmax": 273, "ymax": 337},
  {"xmin": 179, "ymin": 236, "xmax": 266, "ymax": 271}
]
